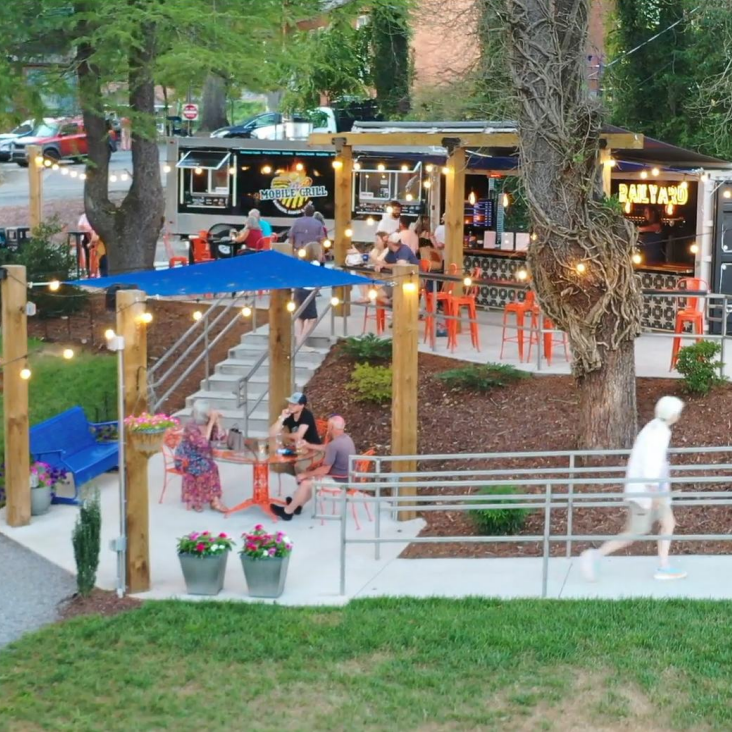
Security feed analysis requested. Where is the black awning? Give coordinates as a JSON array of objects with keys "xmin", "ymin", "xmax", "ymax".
[{"xmin": 176, "ymin": 150, "xmax": 231, "ymax": 170}]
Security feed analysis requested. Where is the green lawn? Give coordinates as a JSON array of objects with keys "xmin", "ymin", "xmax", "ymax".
[
  {"xmin": 1, "ymin": 598, "xmax": 730, "ymax": 731},
  {"xmin": 0, "ymin": 338, "xmax": 116, "ymax": 452}
]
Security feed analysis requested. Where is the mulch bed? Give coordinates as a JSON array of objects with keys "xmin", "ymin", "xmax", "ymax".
[
  {"xmin": 29, "ymin": 295, "xmax": 264, "ymax": 413},
  {"xmin": 58, "ymin": 589, "xmax": 141, "ymax": 621},
  {"xmin": 306, "ymin": 344, "xmax": 732, "ymax": 558}
]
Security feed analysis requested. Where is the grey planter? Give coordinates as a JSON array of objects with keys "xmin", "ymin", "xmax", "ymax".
[
  {"xmin": 30, "ymin": 486, "xmax": 53, "ymax": 516},
  {"xmin": 178, "ymin": 553, "xmax": 228, "ymax": 596},
  {"xmin": 241, "ymin": 555, "xmax": 290, "ymax": 598}
]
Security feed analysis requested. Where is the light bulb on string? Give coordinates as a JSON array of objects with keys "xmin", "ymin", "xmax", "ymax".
[
  {"xmin": 624, "ymin": 201, "xmax": 632, "ymax": 214},
  {"xmin": 463, "ymin": 276, "xmax": 472, "ymax": 287},
  {"xmin": 105, "ymin": 329, "xmax": 116, "ymax": 340},
  {"xmin": 286, "ymin": 301, "xmax": 296, "ymax": 313},
  {"xmin": 724, "ymin": 190, "xmax": 732, "ymax": 199},
  {"xmin": 386, "ymin": 205, "xmax": 394, "ymax": 214},
  {"xmin": 632, "ymin": 252, "xmax": 642, "ymax": 265},
  {"xmin": 241, "ymin": 306, "xmax": 252, "ymax": 318},
  {"xmin": 502, "ymin": 193, "xmax": 510, "ymax": 208},
  {"xmin": 423, "ymin": 179, "xmax": 431, "ymax": 189},
  {"xmin": 228, "ymin": 167, "xmax": 236, "ymax": 175},
  {"xmin": 61, "ymin": 168, "xmax": 69, "ymax": 176},
  {"xmin": 666, "ymin": 203, "xmax": 675, "ymax": 216},
  {"xmin": 110, "ymin": 174, "xmax": 118, "ymax": 183},
  {"xmin": 680, "ymin": 180, "xmax": 688, "ymax": 189},
  {"xmin": 576, "ymin": 262, "xmax": 587, "ymax": 274},
  {"xmin": 80, "ymin": 173, "xmax": 86, "ymax": 180},
  {"xmin": 377, "ymin": 163, "xmax": 386, "ymax": 172},
  {"xmin": 367, "ymin": 288, "xmax": 378, "ymax": 301},
  {"xmin": 164, "ymin": 164, "xmax": 171, "ymax": 173},
  {"xmin": 34, "ymin": 155, "xmax": 44, "ymax": 166},
  {"xmin": 194, "ymin": 167, "xmax": 203, "ymax": 175},
  {"xmin": 401, "ymin": 164, "xmax": 409, "ymax": 172},
  {"xmin": 405, "ymin": 194, "xmax": 413, "ymax": 202},
  {"xmin": 43, "ymin": 159, "xmax": 52, "ymax": 168},
  {"xmin": 192, "ymin": 310, "xmax": 203, "ymax": 322},
  {"xmin": 332, "ymin": 159, "xmax": 343, "ymax": 170},
  {"xmin": 442, "ymin": 166, "xmax": 450, "ymax": 175},
  {"xmin": 345, "ymin": 228, "xmax": 353, "ymax": 237},
  {"xmin": 62, "ymin": 348, "xmax": 74, "ymax": 360},
  {"xmin": 403, "ymin": 280, "xmax": 417, "ymax": 294},
  {"xmin": 640, "ymin": 171, "xmax": 648, "ymax": 180},
  {"xmin": 530, "ymin": 233, "xmax": 538, "ymax": 242},
  {"xmin": 295, "ymin": 162, "xmax": 304, "ymax": 172},
  {"xmin": 690, "ymin": 243, "xmax": 700, "ymax": 254},
  {"xmin": 48, "ymin": 280, "xmax": 60, "ymax": 292},
  {"xmin": 138, "ymin": 312, "xmax": 153, "ymax": 325},
  {"xmin": 297, "ymin": 248, "xmax": 307, "ymax": 258},
  {"xmin": 323, "ymin": 239, "xmax": 332, "ymax": 249},
  {"xmin": 70, "ymin": 170, "xmax": 78, "ymax": 178},
  {"xmin": 426, "ymin": 164, "xmax": 434, "ymax": 173},
  {"xmin": 20, "ymin": 367, "xmax": 31, "ymax": 380},
  {"xmin": 366, "ymin": 217, "xmax": 375, "ymax": 226},
  {"xmin": 330, "ymin": 296, "xmax": 340, "ymax": 307},
  {"xmin": 516, "ymin": 269, "xmax": 528, "ymax": 281},
  {"xmin": 608, "ymin": 158, "xmax": 617, "ymax": 168},
  {"xmin": 468, "ymin": 191, "xmax": 476, "ymax": 206},
  {"xmin": 353, "ymin": 162, "xmax": 361, "ymax": 171},
  {"xmin": 261, "ymin": 165, "xmax": 272, "ymax": 174},
  {"xmin": 120, "ymin": 173, "xmax": 129, "ymax": 181},
  {"xmin": 652, "ymin": 167, "xmax": 660, "ymax": 177},
  {"xmin": 51, "ymin": 163, "xmax": 59, "ymax": 171}
]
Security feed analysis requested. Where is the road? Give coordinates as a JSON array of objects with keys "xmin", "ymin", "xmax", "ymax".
[{"xmin": 0, "ymin": 148, "xmax": 168, "ymax": 208}]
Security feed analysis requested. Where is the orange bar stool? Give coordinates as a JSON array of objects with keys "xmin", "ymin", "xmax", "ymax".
[
  {"xmin": 447, "ymin": 267, "xmax": 482, "ymax": 352},
  {"xmin": 169, "ymin": 256, "xmax": 188, "ymax": 268},
  {"xmin": 670, "ymin": 277, "xmax": 707, "ymax": 370},
  {"xmin": 527, "ymin": 311, "xmax": 569, "ymax": 366},
  {"xmin": 190, "ymin": 236, "xmax": 213, "ymax": 264},
  {"xmin": 362, "ymin": 301, "xmax": 387, "ymax": 335},
  {"xmin": 500, "ymin": 290, "xmax": 537, "ymax": 362}
]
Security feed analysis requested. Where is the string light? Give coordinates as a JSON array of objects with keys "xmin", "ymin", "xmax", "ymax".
[
  {"xmin": 468, "ymin": 191, "xmax": 476, "ymax": 205},
  {"xmin": 297, "ymin": 248, "xmax": 307, "ymax": 258},
  {"xmin": 403, "ymin": 281, "xmax": 417, "ymax": 293},
  {"xmin": 463, "ymin": 276, "xmax": 472, "ymax": 287},
  {"xmin": 332, "ymin": 160, "xmax": 343, "ymax": 170},
  {"xmin": 576, "ymin": 262, "xmax": 587, "ymax": 274},
  {"xmin": 164, "ymin": 165, "xmax": 171, "ymax": 173},
  {"xmin": 120, "ymin": 173, "xmax": 129, "ymax": 182},
  {"xmin": 80, "ymin": 173, "xmax": 86, "ymax": 181},
  {"xmin": 194, "ymin": 167, "xmax": 203, "ymax": 175},
  {"xmin": 651, "ymin": 167, "xmax": 660, "ymax": 176},
  {"xmin": 368, "ymin": 288, "xmax": 378, "ymax": 301},
  {"xmin": 61, "ymin": 168, "xmax": 69, "ymax": 176},
  {"xmin": 680, "ymin": 180, "xmax": 688, "ymax": 189},
  {"xmin": 323, "ymin": 239, "xmax": 331, "ymax": 248},
  {"xmin": 690, "ymin": 243, "xmax": 699, "ymax": 254},
  {"xmin": 110, "ymin": 174, "xmax": 118, "ymax": 183},
  {"xmin": 377, "ymin": 163, "xmax": 386, "ymax": 172},
  {"xmin": 241, "ymin": 306, "xmax": 252, "ymax": 317},
  {"xmin": 295, "ymin": 162, "xmax": 304, "ymax": 171},
  {"xmin": 286, "ymin": 301, "xmax": 296, "ymax": 313},
  {"xmin": 405, "ymin": 193, "xmax": 413, "ymax": 202},
  {"xmin": 502, "ymin": 193, "xmax": 510, "ymax": 208},
  {"xmin": 724, "ymin": 190, "xmax": 732, "ymax": 199},
  {"xmin": 666, "ymin": 203, "xmax": 675, "ymax": 215},
  {"xmin": 43, "ymin": 159, "xmax": 52, "ymax": 167},
  {"xmin": 330, "ymin": 296, "xmax": 340, "ymax": 306},
  {"xmin": 70, "ymin": 170, "xmax": 78, "ymax": 178},
  {"xmin": 442, "ymin": 166, "xmax": 450, "ymax": 175},
  {"xmin": 516, "ymin": 269, "xmax": 528, "ymax": 281},
  {"xmin": 426, "ymin": 164, "xmax": 434, "ymax": 173},
  {"xmin": 531, "ymin": 233, "xmax": 538, "ymax": 242},
  {"xmin": 632, "ymin": 252, "xmax": 642, "ymax": 264},
  {"xmin": 138, "ymin": 312, "xmax": 153, "ymax": 324},
  {"xmin": 51, "ymin": 163, "xmax": 59, "ymax": 171},
  {"xmin": 401, "ymin": 164, "xmax": 409, "ymax": 172},
  {"xmin": 261, "ymin": 165, "xmax": 272, "ymax": 174},
  {"xmin": 345, "ymin": 228, "xmax": 353, "ymax": 237},
  {"xmin": 386, "ymin": 205, "xmax": 394, "ymax": 214},
  {"xmin": 34, "ymin": 155, "xmax": 44, "ymax": 165},
  {"xmin": 640, "ymin": 171, "xmax": 648, "ymax": 180},
  {"xmin": 62, "ymin": 348, "xmax": 74, "ymax": 360},
  {"xmin": 624, "ymin": 201, "xmax": 632, "ymax": 214},
  {"xmin": 353, "ymin": 162, "xmax": 361, "ymax": 171},
  {"xmin": 607, "ymin": 158, "xmax": 617, "ymax": 168},
  {"xmin": 105, "ymin": 329, "xmax": 116, "ymax": 340},
  {"xmin": 228, "ymin": 167, "xmax": 236, "ymax": 175},
  {"xmin": 366, "ymin": 217, "xmax": 375, "ymax": 226},
  {"xmin": 423, "ymin": 180, "xmax": 431, "ymax": 189},
  {"xmin": 48, "ymin": 280, "xmax": 60, "ymax": 291},
  {"xmin": 20, "ymin": 367, "xmax": 31, "ymax": 380},
  {"xmin": 192, "ymin": 310, "xmax": 203, "ymax": 321}
]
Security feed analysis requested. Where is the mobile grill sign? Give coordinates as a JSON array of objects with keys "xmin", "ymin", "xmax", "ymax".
[{"xmin": 259, "ymin": 182, "xmax": 328, "ymax": 214}]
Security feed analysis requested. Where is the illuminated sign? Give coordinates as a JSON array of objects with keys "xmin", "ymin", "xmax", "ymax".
[
  {"xmin": 618, "ymin": 183, "xmax": 689, "ymax": 207},
  {"xmin": 258, "ymin": 170, "xmax": 328, "ymax": 215}
]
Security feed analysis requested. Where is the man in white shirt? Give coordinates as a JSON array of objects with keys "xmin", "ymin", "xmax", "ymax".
[
  {"xmin": 377, "ymin": 201, "xmax": 401, "ymax": 235},
  {"xmin": 580, "ymin": 396, "xmax": 687, "ymax": 582}
]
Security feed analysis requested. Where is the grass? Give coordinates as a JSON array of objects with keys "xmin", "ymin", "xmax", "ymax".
[
  {"xmin": 1, "ymin": 598, "xmax": 732, "ymax": 730},
  {"xmin": 0, "ymin": 338, "xmax": 116, "ymax": 452}
]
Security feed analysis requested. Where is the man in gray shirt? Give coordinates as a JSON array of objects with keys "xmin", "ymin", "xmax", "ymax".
[
  {"xmin": 271, "ymin": 415, "xmax": 356, "ymax": 521},
  {"xmin": 288, "ymin": 203, "xmax": 325, "ymax": 251}
]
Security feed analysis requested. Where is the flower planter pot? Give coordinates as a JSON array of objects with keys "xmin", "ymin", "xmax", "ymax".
[
  {"xmin": 178, "ymin": 553, "xmax": 228, "ymax": 596},
  {"xmin": 30, "ymin": 486, "xmax": 53, "ymax": 516},
  {"xmin": 129, "ymin": 429, "xmax": 167, "ymax": 458},
  {"xmin": 241, "ymin": 555, "xmax": 290, "ymax": 598}
]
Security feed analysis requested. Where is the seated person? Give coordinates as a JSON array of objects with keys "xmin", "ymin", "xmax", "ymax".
[
  {"xmin": 233, "ymin": 215, "xmax": 264, "ymax": 252},
  {"xmin": 269, "ymin": 392, "xmax": 322, "ymax": 474},
  {"xmin": 271, "ymin": 415, "xmax": 355, "ymax": 520},
  {"xmin": 375, "ymin": 233, "xmax": 420, "ymax": 272},
  {"xmin": 174, "ymin": 400, "xmax": 227, "ymax": 513}
]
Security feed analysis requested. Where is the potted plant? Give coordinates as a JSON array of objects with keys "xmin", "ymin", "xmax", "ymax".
[
  {"xmin": 125, "ymin": 413, "xmax": 180, "ymax": 457},
  {"xmin": 240, "ymin": 525, "xmax": 293, "ymax": 598},
  {"xmin": 30, "ymin": 461, "xmax": 63, "ymax": 516},
  {"xmin": 177, "ymin": 531, "xmax": 235, "ymax": 596}
]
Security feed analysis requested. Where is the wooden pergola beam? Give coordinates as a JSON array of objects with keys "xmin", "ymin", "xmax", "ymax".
[
  {"xmin": 333, "ymin": 143, "xmax": 353, "ymax": 316},
  {"xmin": 27, "ymin": 145, "xmax": 42, "ymax": 231},
  {"xmin": 309, "ymin": 131, "xmax": 644, "ymax": 151}
]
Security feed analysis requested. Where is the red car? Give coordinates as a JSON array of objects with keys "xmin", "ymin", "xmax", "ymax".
[{"xmin": 10, "ymin": 117, "xmax": 116, "ymax": 166}]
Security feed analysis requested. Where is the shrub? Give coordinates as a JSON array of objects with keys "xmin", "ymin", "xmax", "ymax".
[
  {"xmin": 675, "ymin": 341, "xmax": 726, "ymax": 395},
  {"xmin": 437, "ymin": 363, "xmax": 529, "ymax": 392},
  {"xmin": 71, "ymin": 490, "xmax": 102, "ymax": 596},
  {"xmin": 469, "ymin": 485, "xmax": 530, "ymax": 536},
  {"xmin": 342, "ymin": 334, "xmax": 392, "ymax": 363},
  {"xmin": 347, "ymin": 362, "xmax": 392, "ymax": 404}
]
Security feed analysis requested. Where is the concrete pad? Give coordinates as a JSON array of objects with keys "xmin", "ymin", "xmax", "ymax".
[{"xmin": 0, "ymin": 455, "xmax": 424, "ymax": 606}]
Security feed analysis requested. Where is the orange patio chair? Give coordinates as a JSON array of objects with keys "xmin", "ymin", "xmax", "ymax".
[
  {"xmin": 670, "ymin": 277, "xmax": 707, "ymax": 370},
  {"xmin": 159, "ymin": 429, "xmax": 185, "ymax": 504},
  {"xmin": 318, "ymin": 448, "xmax": 376, "ymax": 530}
]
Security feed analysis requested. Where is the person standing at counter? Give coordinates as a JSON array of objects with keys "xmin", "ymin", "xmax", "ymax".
[
  {"xmin": 377, "ymin": 200, "xmax": 402, "ymax": 235},
  {"xmin": 638, "ymin": 206, "xmax": 665, "ymax": 264}
]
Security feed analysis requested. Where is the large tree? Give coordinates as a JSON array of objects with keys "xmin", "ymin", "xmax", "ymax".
[{"xmin": 503, "ymin": 0, "xmax": 643, "ymax": 449}]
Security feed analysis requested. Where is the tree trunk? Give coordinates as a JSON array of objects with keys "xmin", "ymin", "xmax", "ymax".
[
  {"xmin": 503, "ymin": 0, "xmax": 643, "ymax": 449},
  {"xmin": 77, "ymin": 20, "xmax": 163, "ymax": 274},
  {"xmin": 199, "ymin": 73, "xmax": 229, "ymax": 133}
]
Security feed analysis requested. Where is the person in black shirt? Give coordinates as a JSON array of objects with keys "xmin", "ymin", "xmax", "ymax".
[{"xmin": 269, "ymin": 392, "xmax": 321, "ymax": 477}]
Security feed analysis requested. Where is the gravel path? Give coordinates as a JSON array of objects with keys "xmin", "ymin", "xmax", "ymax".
[{"xmin": 0, "ymin": 534, "xmax": 76, "ymax": 648}]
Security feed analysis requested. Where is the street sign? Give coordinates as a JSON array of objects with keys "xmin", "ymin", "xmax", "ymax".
[{"xmin": 182, "ymin": 103, "xmax": 199, "ymax": 121}]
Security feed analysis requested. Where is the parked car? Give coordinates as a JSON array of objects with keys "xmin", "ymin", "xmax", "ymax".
[
  {"xmin": 0, "ymin": 119, "xmax": 44, "ymax": 162},
  {"xmin": 11, "ymin": 117, "xmax": 116, "ymax": 167},
  {"xmin": 210, "ymin": 112, "xmax": 285, "ymax": 139}
]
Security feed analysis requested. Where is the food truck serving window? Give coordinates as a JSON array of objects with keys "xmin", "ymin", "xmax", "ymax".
[{"xmin": 176, "ymin": 150, "xmax": 231, "ymax": 170}]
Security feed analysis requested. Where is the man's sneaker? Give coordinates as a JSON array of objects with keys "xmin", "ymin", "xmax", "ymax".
[
  {"xmin": 654, "ymin": 566, "xmax": 687, "ymax": 581},
  {"xmin": 580, "ymin": 549, "xmax": 599, "ymax": 582}
]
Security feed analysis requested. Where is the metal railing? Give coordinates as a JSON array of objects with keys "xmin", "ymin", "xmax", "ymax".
[{"xmin": 321, "ymin": 446, "xmax": 732, "ymax": 596}]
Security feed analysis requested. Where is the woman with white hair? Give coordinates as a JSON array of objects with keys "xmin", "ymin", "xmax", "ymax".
[
  {"xmin": 581, "ymin": 395, "xmax": 687, "ymax": 582},
  {"xmin": 173, "ymin": 400, "xmax": 227, "ymax": 513},
  {"xmin": 248, "ymin": 208, "xmax": 272, "ymax": 237},
  {"xmin": 233, "ymin": 214, "xmax": 264, "ymax": 252}
]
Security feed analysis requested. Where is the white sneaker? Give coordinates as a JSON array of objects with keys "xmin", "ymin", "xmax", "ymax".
[
  {"xmin": 654, "ymin": 566, "xmax": 687, "ymax": 581},
  {"xmin": 580, "ymin": 549, "xmax": 599, "ymax": 582}
]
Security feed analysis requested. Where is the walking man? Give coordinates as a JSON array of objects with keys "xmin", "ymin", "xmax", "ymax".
[{"xmin": 580, "ymin": 396, "xmax": 687, "ymax": 582}]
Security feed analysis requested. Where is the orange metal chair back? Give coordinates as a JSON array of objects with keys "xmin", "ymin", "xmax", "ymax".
[
  {"xmin": 419, "ymin": 259, "xmax": 431, "ymax": 273},
  {"xmin": 353, "ymin": 448, "xmax": 377, "ymax": 483},
  {"xmin": 679, "ymin": 277, "xmax": 707, "ymax": 313},
  {"xmin": 316, "ymin": 418, "xmax": 330, "ymax": 445}
]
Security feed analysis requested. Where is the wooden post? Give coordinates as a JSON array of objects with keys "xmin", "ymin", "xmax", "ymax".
[
  {"xmin": 269, "ymin": 289, "xmax": 293, "ymax": 428},
  {"xmin": 117, "ymin": 289, "xmax": 150, "ymax": 593},
  {"xmin": 27, "ymin": 145, "xmax": 43, "ymax": 231},
  {"xmin": 391, "ymin": 264, "xmax": 419, "ymax": 522},
  {"xmin": 334, "ymin": 143, "xmax": 353, "ymax": 316},
  {"xmin": 600, "ymin": 148, "xmax": 613, "ymax": 197},
  {"xmin": 2, "ymin": 265, "xmax": 30, "ymax": 527},
  {"xmin": 444, "ymin": 147, "xmax": 466, "ymax": 299}
]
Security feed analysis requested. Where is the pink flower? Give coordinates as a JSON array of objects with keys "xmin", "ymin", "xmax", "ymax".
[
  {"xmin": 202, "ymin": 531, "xmax": 210, "ymax": 536},
  {"xmin": 195, "ymin": 542, "xmax": 206, "ymax": 552},
  {"xmin": 218, "ymin": 533, "xmax": 228, "ymax": 538},
  {"xmin": 268, "ymin": 548, "xmax": 276, "ymax": 556},
  {"xmin": 189, "ymin": 532, "xmax": 200, "ymax": 540},
  {"xmin": 255, "ymin": 524, "xmax": 264, "ymax": 531},
  {"xmin": 286, "ymin": 544, "xmax": 293, "ymax": 550}
]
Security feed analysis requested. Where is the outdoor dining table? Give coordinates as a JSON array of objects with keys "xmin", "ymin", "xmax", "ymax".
[{"xmin": 213, "ymin": 438, "xmax": 317, "ymax": 521}]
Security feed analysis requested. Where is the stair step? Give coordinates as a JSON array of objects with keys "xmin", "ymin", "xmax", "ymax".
[
  {"xmin": 202, "ymin": 372, "xmax": 308, "ymax": 395},
  {"xmin": 228, "ymin": 346, "xmax": 328, "ymax": 366},
  {"xmin": 222, "ymin": 353, "xmax": 323, "ymax": 371},
  {"xmin": 241, "ymin": 332, "xmax": 334, "ymax": 349}
]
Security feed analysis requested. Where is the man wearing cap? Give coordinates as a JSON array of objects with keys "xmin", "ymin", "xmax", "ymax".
[
  {"xmin": 580, "ymin": 396, "xmax": 687, "ymax": 582},
  {"xmin": 375, "ymin": 233, "xmax": 419, "ymax": 273},
  {"xmin": 269, "ymin": 392, "xmax": 321, "ymax": 475},
  {"xmin": 271, "ymin": 415, "xmax": 355, "ymax": 521}
]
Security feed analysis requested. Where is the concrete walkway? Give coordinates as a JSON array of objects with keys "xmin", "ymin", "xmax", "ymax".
[{"xmin": 0, "ymin": 534, "xmax": 76, "ymax": 647}]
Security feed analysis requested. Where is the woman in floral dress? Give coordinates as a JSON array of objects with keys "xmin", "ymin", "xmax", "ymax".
[{"xmin": 174, "ymin": 403, "xmax": 227, "ymax": 513}]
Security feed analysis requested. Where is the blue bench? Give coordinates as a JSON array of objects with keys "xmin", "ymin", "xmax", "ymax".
[{"xmin": 30, "ymin": 406, "xmax": 119, "ymax": 505}]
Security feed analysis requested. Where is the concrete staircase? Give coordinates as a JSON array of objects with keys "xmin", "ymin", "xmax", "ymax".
[{"xmin": 174, "ymin": 327, "xmax": 334, "ymax": 438}]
